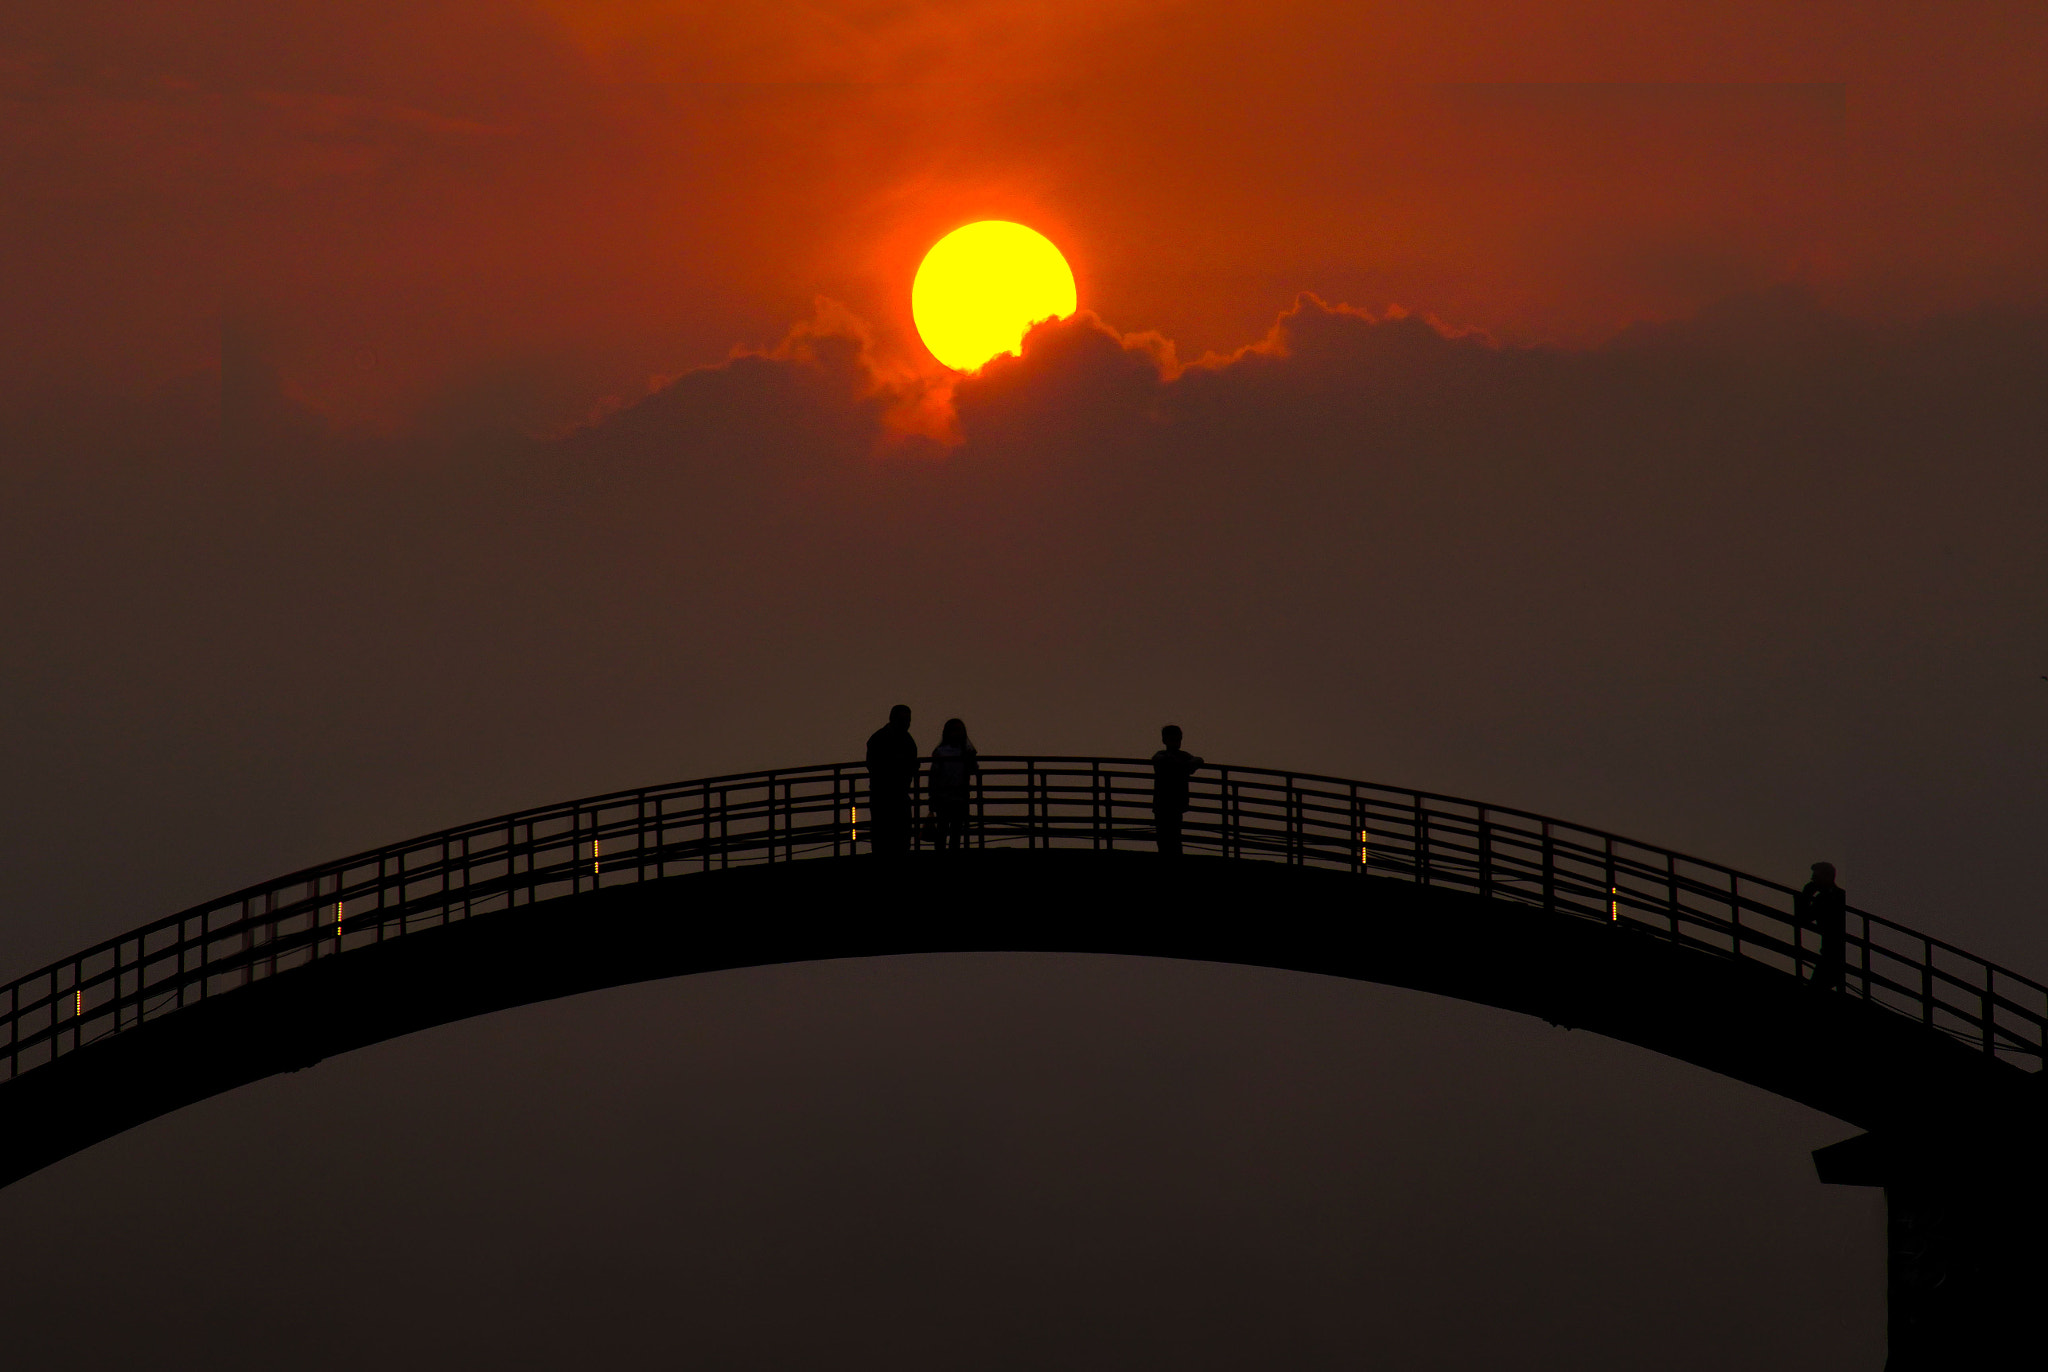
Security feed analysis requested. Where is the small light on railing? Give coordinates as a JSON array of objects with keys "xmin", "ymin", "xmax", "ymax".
[
  {"xmin": 593, "ymin": 838, "xmax": 601, "ymax": 876},
  {"xmin": 1610, "ymin": 886, "xmax": 1619, "ymax": 922},
  {"xmin": 851, "ymin": 804, "xmax": 859, "ymax": 843},
  {"xmin": 1359, "ymin": 828, "xmax": 1369, "ymax": 868},
  {"xmin": 75, "ymin": 989, "xmax": 82, "ymax": 1017},
  {"xmin": 335, "ymin": 903, "xmax": 345, "ymax": 940}
]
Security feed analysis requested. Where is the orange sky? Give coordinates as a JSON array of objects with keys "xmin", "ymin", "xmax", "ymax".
[
  {"xmin": 4, "ymin": 0, "xmax": 2044, "ymax": 428},
  {"xmin": 4, "ymin": 11, "xmax": 2048, "ymax": 1365}
]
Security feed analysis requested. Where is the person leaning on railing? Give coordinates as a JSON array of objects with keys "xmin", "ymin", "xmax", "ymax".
[
  {"xmin": 1797, "ymin": 861, "xmax": 1848, "ymax": 991},
  {"xmin": 1151, "ymin": 725, "xmax": 1204, "ymax": 857}
]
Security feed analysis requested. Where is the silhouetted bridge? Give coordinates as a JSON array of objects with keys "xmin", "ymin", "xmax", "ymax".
[{"xmin": 3, "ymin": 758, "xmax": 2041, "ymax": 1367}]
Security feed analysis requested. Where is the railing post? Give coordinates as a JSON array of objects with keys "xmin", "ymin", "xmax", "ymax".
[
  {"xmin": 1221, "ymin": 769, "xmax": 1235, "ymax": 859},
  {"xmin": 1415, "ymin": 795, "xmax": 1430, "ymax": 885},
  {"xmin": 1029, "ymin": 761, "xmax": 1040, "ymax": 849},
  {"xmin": 1287, "ymin": 775, "xmax": 1300, "ymax": 865},
  {"xmin": 1791, "ymin": 889, "xmax": 1805, "ymax": 979},
  {"xmin": 1351, "ymin": 785, "xmax": 1363, "ymax": 876},
  {"xmin": 1604, "ymin": 837, "xmax": 1616, "ymax": 923},
  {"xmin": 437, "ymin": 835, "xmax": 452, "ymax": 927},
  {"xmin": 1729, "ymin": 872, "xmax": 1741, "ymax": 960},
  {"xmin": 1858, "ymin": 912, "xmax": 1870, "ymax": 999},
  {"xmin": 1104, "ymin": 762, "xmax": 1114, "ymax": 851},
  {"xmin": 1038, "ymin": 762, "xmax": 1047, "ymax": 848},
  {"xmin": 1665, "ymin": 852, "xmax": 1679, "ymax": 942},
  {"xmin": 1921, "ymin": 938, "xmax": 1934, "ymax": 1027},
  {"xmin": 1092, "ymin": 759, "xmax": 1103, "ymax": 851}
]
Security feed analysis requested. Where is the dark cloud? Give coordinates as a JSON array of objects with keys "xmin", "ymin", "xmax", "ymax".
[
  {"xmin": 0, "ymin": 290, "xmax": 2042, "ymax": 1368},
  {"xmin": 7, "ymin": 287, "xmax": 2044, "ymax": 961}
]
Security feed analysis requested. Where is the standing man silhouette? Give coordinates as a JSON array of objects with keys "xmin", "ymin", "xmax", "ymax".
[
  {"xmin": 1151, "ymin": 725, "xmax": 1204, "ymax": 857},
  {"xmin": 1798, "ymin": 861, "xmax": 1848, "ymax": 991},
  {"xmin": 865, "ymin": 705, "xmax": 919, "ymax": 855}
]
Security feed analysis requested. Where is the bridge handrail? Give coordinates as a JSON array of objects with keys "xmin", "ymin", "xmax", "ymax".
[{"xmin": 4, "ymin": 757, "xmax": 2042, "ymax": 1085}]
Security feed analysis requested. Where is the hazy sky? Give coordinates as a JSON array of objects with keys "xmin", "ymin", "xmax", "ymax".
[{"xmin": 2, "ymin": 2, "xmax": 2045, "ymax": 1367}]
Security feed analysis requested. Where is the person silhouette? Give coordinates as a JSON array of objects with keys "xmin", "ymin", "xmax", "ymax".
[
  {"xmin": 1151, "ymin": 725, "xmax": 1204, "ymax": 856},
  {"xmin": 1798, "ymin": 861, "xmax": 1848, "ymax": 991},
  {"xmin": 928, "ymin": 718, "xmax": 980, "ymax": 851},
  {"xmin": 864, "ymin": 705, "xmax": 918, "ymax": 855}
]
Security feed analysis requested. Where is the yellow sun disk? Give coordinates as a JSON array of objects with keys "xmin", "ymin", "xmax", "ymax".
[{"xmin": 912, "ymin": 221, "xmax": 1077, "ymax": 372}]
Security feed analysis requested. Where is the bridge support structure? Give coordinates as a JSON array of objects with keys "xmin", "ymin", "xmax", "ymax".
[{"xmin": 1816, "ymin": 1130, "xmax": 2048, "ymax": 1368}]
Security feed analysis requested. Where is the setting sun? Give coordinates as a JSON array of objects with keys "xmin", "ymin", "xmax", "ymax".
[{"xmin": 912, "ymin": 221, "xmax": 1077, "ymax": 372}]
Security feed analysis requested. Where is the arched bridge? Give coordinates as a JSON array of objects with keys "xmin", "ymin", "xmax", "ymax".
[{"xmin": 3, "ymin": 758, "xmax": 2042, "ymax": 1366}]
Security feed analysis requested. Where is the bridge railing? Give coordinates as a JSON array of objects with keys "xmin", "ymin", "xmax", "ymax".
[{"xmin": 4, "ymin": 758, "xmax": 2043, "ymax": 1086}]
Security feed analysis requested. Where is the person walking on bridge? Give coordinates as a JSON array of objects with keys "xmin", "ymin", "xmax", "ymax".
[
  {"xmin": 1151, "ymin": 725, "xmax": 1204, "ymax": 857},
  {"xmin": 1798, "ymin": 861, "xmax": 1848, "ymax": 991},
  {"xmin": 928, "ymin": 718, "xmax": 980, "ymax": 851},
  {"xmin": 865, "ymin": 705, "xmax": 919, "ymax": 855}
]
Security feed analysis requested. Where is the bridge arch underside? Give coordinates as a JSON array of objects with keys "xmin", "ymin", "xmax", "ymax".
[{"xmin": 0, "ymin": 849, "xmax": 2029, "ymax": 1189}]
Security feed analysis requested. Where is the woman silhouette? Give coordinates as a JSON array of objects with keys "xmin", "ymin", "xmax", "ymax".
[{"xmin": 928, "ymin": 718, "xmax": 980, "ymax": 851}]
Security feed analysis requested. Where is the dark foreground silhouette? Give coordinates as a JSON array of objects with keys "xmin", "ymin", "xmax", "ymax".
[
  {"xmin": 1151, "ymin": 725, "xmax": 1204, "ymax": 856},
  {"xmin": 1799, "ymin": 861, "xmax": 1848, "ymax": 992},
  {"xmin": 864, "ymin": 705, "xmax": 918, "ymax": 855},
  {"xmin": 928, "ymin": 718, "xmax": 980, "ymax": 851},
  {"xmin": 2, "ymin": 755, "xmax": 2041, "ymax": 1368}
]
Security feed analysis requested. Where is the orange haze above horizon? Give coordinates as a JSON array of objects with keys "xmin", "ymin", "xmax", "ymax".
[{"xmin": 4, "ymin": 0, "xmax": 2045, "ymax": 429}]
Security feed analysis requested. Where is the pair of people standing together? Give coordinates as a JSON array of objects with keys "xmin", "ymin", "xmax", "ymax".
[
  {"xmin": 864, "ymin": 705, "xmax": 980, "ymax": 853},
  {"xmin": 862, "ymin": 706, "xmax": 1203, "ymax": 855}
]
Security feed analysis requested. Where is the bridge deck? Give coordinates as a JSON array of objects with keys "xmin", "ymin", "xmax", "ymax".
[
  {"xmin": 7, "ymin": 758, "xmax": 2040, "ymax": 1369},
  {"xmin": 1, "ymin": 849, "xmax": 2036, "ymax": 1192},
  {"xmin": 6, "ymin": 758, "xmax": 2042, "ymax": 1102}
]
